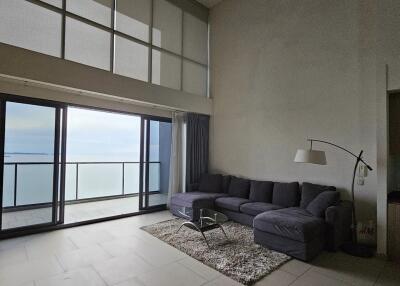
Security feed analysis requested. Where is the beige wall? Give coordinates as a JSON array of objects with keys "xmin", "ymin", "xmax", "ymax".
[{"xmin": 209, "ymin": 0, "xmax": 400, "ymax": 254}]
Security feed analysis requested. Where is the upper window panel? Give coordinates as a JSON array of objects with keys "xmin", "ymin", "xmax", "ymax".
[
  {"xmin": 67, "ymin": 0, "xmax": 112, "ymax": 27},
  {"xmin": 116, "ymin": 0, "xmax": 151, "ymax": 43},
  {"xmin": 114, "ymin": 35, "xmax": 149, "ymax": 82},
  {"xmin": 65, "ymin": 17, "xmax": 111, "ymax": 71},
  {"xmin": 183, "ymin": 60, "xmax": 207, "ymax": 97},
  {"xmin": 40, "ymin": 0, "xmax": 62, "ymax": 8},
  {"xmin": 0, "ymin": 0, "xmax": 62, "ymax": 57},
  {"xmin": 152, "ymin": 0, "xmax": 182, "ymax": 55},
  {"xmin": 152, "ymin": 49, "xmax": 181, "ymax": 91},
  {"xmin": 183, "ymin": 12, "xmax": 208, "ymax": 65}
]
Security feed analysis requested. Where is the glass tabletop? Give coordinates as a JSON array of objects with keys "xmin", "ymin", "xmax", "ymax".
[{"xmin": 177, "ymin": 206, "xmax": 228, "ymax": 225}]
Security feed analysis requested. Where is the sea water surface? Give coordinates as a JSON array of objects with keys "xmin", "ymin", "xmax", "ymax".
[{"xmin": 3, "ymin": 153, "xmax": 159, "ymax": 207}]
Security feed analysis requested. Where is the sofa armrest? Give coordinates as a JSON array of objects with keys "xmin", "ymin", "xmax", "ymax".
[
  {"xmin": 187, "ymin": 183, "xmax": 199, "ymax": 192},
  {"xmin": 325, "ymin": 200, "xmax": 353, "ymax": 251}
]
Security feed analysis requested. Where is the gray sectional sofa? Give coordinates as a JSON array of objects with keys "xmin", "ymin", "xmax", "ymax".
[{"xmin": 170, "ymin": 174, "xmax": 353, "ymax": 261}]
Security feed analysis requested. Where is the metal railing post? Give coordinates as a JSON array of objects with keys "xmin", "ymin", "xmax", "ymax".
[
  {"xmin": 13, "ymin": 164, "xmax": 17, "ymax": 207},
  {"xmin": 122, "ymin": 162, "xmax": 125, "ymax": 195},
  {"xmin": 75, "ymin": 163, "xmax": 79, "ymax": 200}
]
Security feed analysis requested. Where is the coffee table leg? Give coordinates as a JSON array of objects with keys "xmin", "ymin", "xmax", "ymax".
[
  {"xmin": 217, "ymin": 224, "xmax": 228, "ymax": 240},
  {"xmin": 176, "ymin": 222, "xmax": 210, "ymax": 247},
  {"xmin": 176, "ymin": 223, "xmax": 186, "ymax": 233},
  {"xmin": 200, "ymin": 230, "xmax": 210, "ymax": 247}
]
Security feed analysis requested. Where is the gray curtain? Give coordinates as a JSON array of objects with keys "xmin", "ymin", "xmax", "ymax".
[{"xmin": 186, "ymin": 113, "xmax": 210, "ymax": 187}]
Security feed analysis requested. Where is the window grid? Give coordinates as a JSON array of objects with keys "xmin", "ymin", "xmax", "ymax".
[{"xmin": 25, "ymin": 0, "xmax": 208, "ymax": 95}]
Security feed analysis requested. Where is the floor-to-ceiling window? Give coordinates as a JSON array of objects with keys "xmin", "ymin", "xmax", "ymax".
[
  {"xmin": 65, "ymin": 107, "xmax": 144, "ymax": 223},
  {"xmin": 0, "ymin": 96, "xmax": 172, "ymax": 236},
  {"xmin": 140, "ymin": 118, "xmax": 171, "ymax": 209},
  {"xmin": 0, "ymin": 98, "xmax": 64, "ymax": 232}
]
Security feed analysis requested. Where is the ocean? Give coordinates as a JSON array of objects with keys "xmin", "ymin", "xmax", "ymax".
[{"xmin": 3, "ymin": 153, "xmax": 160, "ymax": 207}]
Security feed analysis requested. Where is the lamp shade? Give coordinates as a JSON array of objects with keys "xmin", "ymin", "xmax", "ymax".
[{"xmin": 294, "ymin": 149, "xmax": 327, "ymax": 165}]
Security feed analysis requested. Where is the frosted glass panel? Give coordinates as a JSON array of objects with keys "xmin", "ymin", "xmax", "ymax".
[
  {"xmin": 116, "ymin": 0, "xmax": 150, "ymax": 42},
  {"xmin": 152, "ymin": 50, "xmax": 181, "ymax": 90},
  {"xmin": 115, "ymin": 35, "xmax": 148, "ymax": 82},
  {"xmin": 183, "ymin": 60, "xmax": 207, "ymax": 96},
  {"xmin": 183, "ymin": 12, "xmax": 208, "ymax": 65},
  {"xmin": 0, "ymin": 0, "xmax": 62, "ymax": 57},
  {"xmin": 65, "ymin": 164, "xmax": 77, "ymax": 201},
  {"xmin": 16, "ymin": 165, "xmax": 53, "ymax": 205},
  {"xmin": 40, "ymin": 0, "xmax": 62, "ymax": 8},
  {"xmin": 2, "ymin": 165, "xmax": 15, "ymax": 207},
  {"xmin": 65, "ymin": 17, "xmax": 111, "ymax": 71},
  {"xmin": 67, "ymin": 0, "xmax": 112, "ymax": 27},
  {"xmin": 152, "ymin": 0, "xmax": 182, "ymax": 54},
  {"xmin": 124, "ymin": 163, "xmax": 140, "ymax": 194},
  {"xmin": 77, "ymin": 164, "xmax": 123, "ymax": 199}
]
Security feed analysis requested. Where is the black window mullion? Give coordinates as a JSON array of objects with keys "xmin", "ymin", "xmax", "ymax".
[
  {"xmin": 139, "ymin": 117, "xmax": 145, "ymax": 210},
  {"xmin": 145, "ymin": 119, "xmax": 150, "ymax": 208},
  {"xmin": 52, "ymin": 108, "xmax": 61, "ymax": 224},
  {"xmin": 111, "ymin": 0, "xmax": 116, "ymax": 73},
  {"xmin": 61, "ymin": 0, "xmax": 66, "ymax": 59},
  {"xmin": 59, "ymin": 106, "xmax": 68, "ymax": 224},
  {"xmin": 0, "ymin": 101, "xmax": 6, "ymax": 231},
  {"xmin": 148, "ymin": 0, "xmax": 154, "ymax": 83}
]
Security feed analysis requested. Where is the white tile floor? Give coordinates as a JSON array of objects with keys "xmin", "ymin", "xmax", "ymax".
[
  {"xmin": 0, "ymin": 210, "xmax": 398, "ymax": 286},
  {"xmin": 2, "ymin": 194, "xmax": 167, "ymax": 229}
]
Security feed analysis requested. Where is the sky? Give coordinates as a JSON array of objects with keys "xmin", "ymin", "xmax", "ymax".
[{"xmin": 4, "ymin": 103, "xmax": 160, "ymax": 163}]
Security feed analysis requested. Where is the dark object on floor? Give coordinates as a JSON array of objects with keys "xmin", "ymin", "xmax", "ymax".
[
  {"xmin": 342, "ymin": 242, "xmax": 374, "ymax": 258},
  {"xmin": 388, "ymin": 191, "xmax": 400, "ymax": 203}
]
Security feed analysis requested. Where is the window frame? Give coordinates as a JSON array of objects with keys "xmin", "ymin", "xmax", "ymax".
[{"xmin": 19, "ymin": 0, "xmax": 209, "ymax": 96}]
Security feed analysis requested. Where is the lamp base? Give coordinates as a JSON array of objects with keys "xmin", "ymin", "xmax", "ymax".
[{"xmin": 341, "ymin": 242, "xmax": 374, "ymax": 258}]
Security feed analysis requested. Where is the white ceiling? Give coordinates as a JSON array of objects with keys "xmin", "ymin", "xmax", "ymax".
[{"xmin": 195, "ymin": 0, "xmax": 223, "ymax": 8}]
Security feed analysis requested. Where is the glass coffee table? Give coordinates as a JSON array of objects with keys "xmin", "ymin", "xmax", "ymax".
[{"xmin": 176, "ymin": 206, "xmax": 229, "ymax": 247}]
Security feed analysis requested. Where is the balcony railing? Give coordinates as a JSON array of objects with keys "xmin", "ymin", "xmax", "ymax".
[{"xmin": 2, "ymin": 161, "xmax": 161, "ymax": 210}]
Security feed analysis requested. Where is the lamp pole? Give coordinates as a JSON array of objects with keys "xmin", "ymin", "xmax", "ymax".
[{"xmin": 307, "ymin": 139, "xmax": 373, "ymax": 257}]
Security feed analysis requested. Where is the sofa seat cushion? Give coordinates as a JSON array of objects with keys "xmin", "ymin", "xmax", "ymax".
[
  {"xmin": 240, "ymin": 202, "xmax": 282, "ymax": 216},
  {"xmin": 171, "ymin": 192, "xmax": 228, "ymax": 208},
  {"xmin": 254, "ymin": 207, "xmax": 325, "ymax": 242},
  {"xmin": 215, "ymin": 196, "xmax": 250, "ymax": 212}
]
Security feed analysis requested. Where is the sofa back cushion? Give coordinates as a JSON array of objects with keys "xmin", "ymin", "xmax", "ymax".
[
  {"xmin": 198, "ymin": 174, "xmax": 222, "ymax": 193},
  {"xmin": 228, "ymin": 176, "xmax": 250, "ymax": 198},
  {"xmin": 300, "ymin": 182, "xmax": 336, "ymax": 208},
  {"xmin": 222, "ymin": 175, "xmax": 231, "ymax": 193},
  {"xmin": 272, "ymin": 182, "xmax": 300, "ymax": 207},
  {"xmin": 249, "ymin": 180, "xmax": 274, "ymax": 203},
  {"xmin": 306, "ymin": 191, "xmax": 340, "ymax": 217}
]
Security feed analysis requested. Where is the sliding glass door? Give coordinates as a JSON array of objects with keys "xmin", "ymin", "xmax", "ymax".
[
  {"xmin": 0, "ymin": 98, "xmax": 64, "ymax": 232},
  {"xmin": 64, "ymin": 107, "xmax": 142, "ymax": 224},
  {"xmin": 140, "ymin": 117, "xmax": 172, "ymax": 210},
  {"xmin": 0, "ymin": 95, "xmax": 172, "ymax": 236}
]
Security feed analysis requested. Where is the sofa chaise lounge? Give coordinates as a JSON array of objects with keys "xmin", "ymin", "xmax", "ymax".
[{"xmin": 170, "ymin": 174, "xmax": 352, "ymax": 261}]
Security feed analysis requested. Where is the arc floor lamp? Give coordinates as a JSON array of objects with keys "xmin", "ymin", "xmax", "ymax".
[{"xmin": 294, "ymin": 139, "xmax": 374, "ymax": 258}]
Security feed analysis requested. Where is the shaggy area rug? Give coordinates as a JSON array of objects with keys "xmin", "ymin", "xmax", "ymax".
[{"xmin": 141, "ymin": 218, "xmax": 290, "ymax": 285}]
